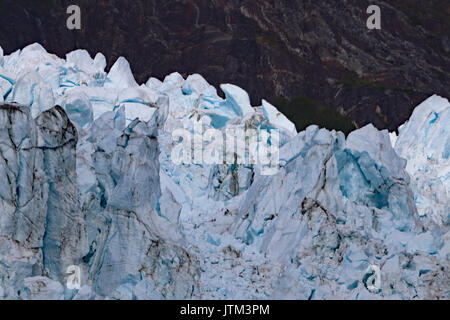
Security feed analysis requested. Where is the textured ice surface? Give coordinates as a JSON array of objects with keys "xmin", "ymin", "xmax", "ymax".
[
  {"xmin": 57, "ymin": 90, "xmax": 93, "ymax": 128},
  {"xmin": 0, "ymin": 44, "xmax": 448, "ymax": 300}
]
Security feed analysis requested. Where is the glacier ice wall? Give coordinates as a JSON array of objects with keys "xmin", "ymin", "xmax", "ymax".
[{"xmin": 0, "ymin": 43, "xmax": 448, "ymax": 300}]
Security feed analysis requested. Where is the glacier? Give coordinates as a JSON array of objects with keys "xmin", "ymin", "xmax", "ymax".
[{"xmin": 0, "ymin": 43, "xmax": 448, "ymax": 300}]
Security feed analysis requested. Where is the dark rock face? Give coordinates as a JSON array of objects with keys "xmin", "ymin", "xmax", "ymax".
[{"xmin": 0, "ymin": 0, "xmax": 448, "ymax": 131}]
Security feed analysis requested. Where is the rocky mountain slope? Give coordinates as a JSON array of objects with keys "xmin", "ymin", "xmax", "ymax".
[
  {"xmin": 0, "ymin": 43, "xmax": 448, "ymax": 299},
  {"xmin": 0, "ymin": 0, "xmax": 448, "ymax": 132}
]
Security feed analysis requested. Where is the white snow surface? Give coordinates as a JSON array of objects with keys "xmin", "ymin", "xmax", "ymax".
[{"xmin": 0, "ymin": 43, "xmax": 448, "ymax": 300}]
